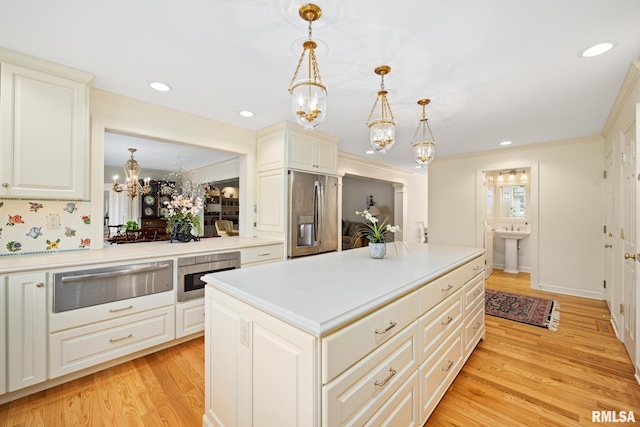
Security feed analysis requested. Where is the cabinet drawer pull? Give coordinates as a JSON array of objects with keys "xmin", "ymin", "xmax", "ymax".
[
  {"xmin": 441, "ymin": 316, "xmax": 453, "ymax": 326},
  {"xmin": 441, "ymin": 284, "xmax": 453, "ymax": 292},
  {"xmin": 374, "ymin": 368, "xmax": 397, "ymax": 387},
  {"xmin": 257, "ymin": 252, "xmax": 271, "ymax": 256},
  {"xmin": 441, "ymin": 359, "xmax": 454, "ymax": 372},
  {"xmin": 109, "ymin": 333, "xmax": 133, "ymax": 343},
  {"xmin": 375, "ymin": 321, "xmax": 397, "ymax": 335},
  {"xmin": 109, "ymin": 305, "xmax": 133, "ymax": 313},
  {"xmin": 473, "ymin": 321, "xmax": 482, "ymax": 330},
  {"xmin": 473, "ymin": 289, "xmax": 482, "ymax": 297},
  {"xmin": 473, "ymin": 266, "xmax": 481, "ymax": 271}
]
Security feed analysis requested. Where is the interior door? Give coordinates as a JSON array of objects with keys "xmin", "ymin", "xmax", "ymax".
[
  {"xmin": 622, "ymin": 120, "xmax": 637, "ymax": 367},
  {"xmin": 604, "ymin": 151, "xmax": 613, "ymax": 309},
  {"xmin": 484, "ymin": 175, "xmax": 494, "ymax": 277}
]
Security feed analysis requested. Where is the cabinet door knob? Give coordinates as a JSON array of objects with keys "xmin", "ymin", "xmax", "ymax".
[
  {"xmin": 2, "ymin": 183, "xmax": 8, "ymax": 188},
  {"xmin": 36, "ymin": 282, "xmax": 44, "ymax": 288}
]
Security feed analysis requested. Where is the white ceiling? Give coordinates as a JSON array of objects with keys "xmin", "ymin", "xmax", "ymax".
[{"xmin": 3, "ymin": 0, "xmax": 640, "ymax": 172}]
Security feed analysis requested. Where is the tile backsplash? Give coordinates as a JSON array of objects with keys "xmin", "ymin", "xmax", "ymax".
[{"xmin": 0, "ymin": 199, "xmax": 92, "ymax": 256}]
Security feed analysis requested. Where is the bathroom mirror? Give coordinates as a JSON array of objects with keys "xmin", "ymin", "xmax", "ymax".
[{"xmin": 500, "ymin": 185, "xmax": 526, "ymax": 218}]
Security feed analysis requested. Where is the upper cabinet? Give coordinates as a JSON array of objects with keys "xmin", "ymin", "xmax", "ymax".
[
  {"xmin": 0, "ymin": 48, "xmax": 93, "ymax": 199},
  {"xmin": 257, "ymin": 122, "xmax": 339, "ymax": 175}
]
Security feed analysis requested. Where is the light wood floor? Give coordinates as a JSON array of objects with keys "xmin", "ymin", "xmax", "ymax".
[
  {"xmin": 1, "ymin": 270, "xmax": 639, "ymax": 426},
  {"xmin": 427, "ymin": 270, "xmax": 640, "ymax": 426}
]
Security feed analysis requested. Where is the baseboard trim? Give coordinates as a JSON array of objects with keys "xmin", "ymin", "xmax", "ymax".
[{"xmin": 536, "ymin": 282, "xmax": 603, "ymax": 300}]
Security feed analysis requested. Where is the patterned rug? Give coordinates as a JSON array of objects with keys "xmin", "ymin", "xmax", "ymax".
[{"xmin": 485, "ymin": 290, "xmax": 560, "ymax": 331}]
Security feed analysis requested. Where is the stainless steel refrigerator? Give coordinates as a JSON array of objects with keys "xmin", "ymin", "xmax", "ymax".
[{"xmin": 288, "ymin": 170, "xmax": 339, "ymax": 258}]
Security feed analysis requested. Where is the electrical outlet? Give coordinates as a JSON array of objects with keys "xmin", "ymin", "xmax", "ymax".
[{"xmin": 46, "ymin": 213, "xmax": 60, "ymax": 230}]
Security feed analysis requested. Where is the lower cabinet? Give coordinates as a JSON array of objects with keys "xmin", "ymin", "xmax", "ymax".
[
  {"xmin": 176, "ymin": 299, "xmax": 205, "ymax": 339},
  {"xmin": 0, "ymin": 276, "xmax": 6, "ymax": 396},
  {"xmin": 7, "ymin": 272, "xmax": 47, "ymax": 392},
  {"xmin": 204, "ymin": 254, "xmax": 486, "ymax": 427},
  {"xmin": 49, "ymin": 306, "xmax": 175, "ymax": 378}
]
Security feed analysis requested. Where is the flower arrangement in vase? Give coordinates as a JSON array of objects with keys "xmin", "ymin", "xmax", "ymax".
[
  {"xmin": 351, "ymin": 209, "xmax": 403, "ymax": 258},
  {"xmin": 163, "ymin": 194, "xmax": 203, "ymax": 242}
]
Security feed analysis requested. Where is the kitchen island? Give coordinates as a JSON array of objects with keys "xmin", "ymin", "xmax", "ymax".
[{"xmin": 203, "ymin": 243, "xmax": 486, "ymax": 426}]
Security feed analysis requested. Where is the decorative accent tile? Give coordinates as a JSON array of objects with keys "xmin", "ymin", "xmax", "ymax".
[{"xmin": 0, "ymin": 199, "xmax": 92, "ymax": 255}]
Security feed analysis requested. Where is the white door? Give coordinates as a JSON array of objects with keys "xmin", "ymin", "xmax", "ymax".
[
  {"xmin": 483, "ymin": 173, "xmax": 494, "ymax": 277},
  {"xmin": 622, "ymin": 120, "xmax": 637, "ymax": 368},
  {"xmin": 604, "ymin": 151, "xmax": 614, "ymax": 310}
]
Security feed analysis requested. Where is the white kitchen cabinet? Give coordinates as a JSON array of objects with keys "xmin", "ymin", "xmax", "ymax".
[
  {"xmin": 7, "ymin": 272, "xmax": 47, "ymax": 392},
  {"xmin": 49, "ymin": 306, "xmax": 175, "ymax": 378},
  {"xmin": 256, "ymin": 121, "xmax": 339, "ymax": 175},
  {"xmin": 0, "ymin": 48, "xmax": 93, "ymax": 199},
  {"xmin": 176, "ymin": 299, "xmax": 206, "ymax": 339},
  {"xmin": 0, "ymin": 276, "xmax": 6, "ymax": 396},
  {"xmin": 288, "ymin": 132, "xmax": 337, "ymax": 174},
  {"xmin": 204, "ymin": 250, "xmax": 486, "ymax": 426},
  {"xmin": 205, "ymin": 287, "xmax": 316, "ymax": 427}
]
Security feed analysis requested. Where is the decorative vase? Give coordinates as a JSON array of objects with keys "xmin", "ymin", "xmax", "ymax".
[
  {"xmin": 369, "ymin": 242, "xmax": 386, "ymax": 259},
  {"xmin": 171, "ymin": 222, "xmax": 198, "ymax": 243}
]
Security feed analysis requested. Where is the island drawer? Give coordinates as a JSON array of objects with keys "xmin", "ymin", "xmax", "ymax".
[
  {"xmin": 463, "ymin": 274, "xmax": 484, "ymax": 315},
  {"xmin": 456, "ymin": 255, "xmax": 485, "ymax": 285},
  {"xmin": 363, "ymin": 371, "xmax": 419, "ymax": 427},
  {"xmin": 49, "ymin": 306, "xmax": 175, "ymax": 378},
  {"xmin": 418, "ymin": 324, "xmax": 463, "ymax": 421},
  {"xmin": 321, "ymin": 290, "xmax": 419, "ymax": 384},
  {"xmin": 240, "ymin": 244, "xmax": 284, "ymax": 266},
  {"xmin": 418, "ymin": 289, "xmax": 463, "ymax": 364},
  {"xmin": 322, "ymin": 322, "xmax": 419, "ymax": 426},
  {"xmin": 464, "ymin": 302, "xmax": 484, "ymax": 357}
]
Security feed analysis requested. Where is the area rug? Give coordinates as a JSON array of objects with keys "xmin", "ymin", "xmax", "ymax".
[{"xmin": 485, "ymin": 290, "xmax": 560, "ymax": 331}]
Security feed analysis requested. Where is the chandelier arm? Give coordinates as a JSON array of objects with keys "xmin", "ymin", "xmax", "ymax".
[
  {"xmin": 425, "ymin": 119, "xmax": 436, "ymax": 142},
  {"xmin": 310, "ymin": 49, "xmax": 321, "ymax": 82}
]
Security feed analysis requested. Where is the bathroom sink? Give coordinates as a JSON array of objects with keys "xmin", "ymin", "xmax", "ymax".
[
  {"xmin": 494, "ymin": 229, "xmax": 530, "ymax": 274},
  {"xmin": 494, "ymin": 230, "xmax": 530, "ymax": 240}
]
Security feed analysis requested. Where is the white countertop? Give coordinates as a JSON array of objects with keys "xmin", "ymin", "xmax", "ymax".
[
  {"xmin": 204, "ymin": 243, "xmax": 484, "ymax": 336},
  {"xmin": 0, "ymin": 237, "xmax": 283, "ymax": 274}
]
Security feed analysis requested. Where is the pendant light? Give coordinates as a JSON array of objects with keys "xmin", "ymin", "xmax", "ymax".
[
  {"xmin": 288, "ymin": 4, "xmax": 327, "ymax": 131},
  {"xmin": 112, "ymin": 148, "xmax": 151, "ymax": 199},
  {"xmin": 366, "ymin": 65, "xmax": 396, "ymax": 153},
  {"xmin": 411, "ymin": 99, "xmax": 436, "ymax": 167}
]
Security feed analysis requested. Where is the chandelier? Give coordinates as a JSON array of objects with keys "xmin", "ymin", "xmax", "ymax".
[
  {"xmin": 411, "ymin": 99, "xmax": 436, "ymax": 167},
  {"xmin": 288, "ymin": 3, "xmax": 327, "ymax": 131},
  {"xmin": 366, "ymin": 65, "xmax": 396, "ymax": 153},
  {"xmin": 112, "ymin": 148, "xmax": 151, "ymax": 199}
]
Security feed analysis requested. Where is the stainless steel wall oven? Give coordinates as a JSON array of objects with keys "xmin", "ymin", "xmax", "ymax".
[{"xmin": 178, "ymin": 252, "xmax": 240, "ymax": 301}]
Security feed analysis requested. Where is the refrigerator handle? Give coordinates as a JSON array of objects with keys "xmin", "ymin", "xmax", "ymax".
[{"xmin": 314, "ymin": 180, "xmax": 322, "ymax": 244}]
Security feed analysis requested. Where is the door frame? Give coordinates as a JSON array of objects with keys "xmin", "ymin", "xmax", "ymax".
[{"xmin": 476, "ymin": 162, "xmax": 539, "ymax": 287}]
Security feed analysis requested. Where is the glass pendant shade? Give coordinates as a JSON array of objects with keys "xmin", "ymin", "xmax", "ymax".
[
  {"xmin": 366, "ymin": 66, "xmax": 396, "ymax": 153},
  {"xmin": 289, "ymin": 4, "xmax": 327, "ymax": 131},
  {"xmin": 411, "ymin": 99, "xmax": 436, "ymax": 167}
]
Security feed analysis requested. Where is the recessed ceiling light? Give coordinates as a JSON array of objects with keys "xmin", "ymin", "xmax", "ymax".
[
  {"xmin": 149, "ymin": 81, "xmax": 172, "ymax": 92},
  {"xmin": 366, "ymin": 150, "xmax": 375, "ymax": 155},
  {"xmin": 500, "ymin": 141, "xmax": 512, "ymax": 146},
  {"xmin": 239, "ymin": 110, "xmax": 254, "ymax": 117},
  {"xmin": 579, "ymin": 42, "xmax": 616, "ymax": 58}
]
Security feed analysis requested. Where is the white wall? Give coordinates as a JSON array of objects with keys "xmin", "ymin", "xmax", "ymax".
[
  {"xmin": 429, "ymin": 136, "xmax": 604, "ymax": 298},
  {"xmin": 338, "ymin": 153, "xmax": 428, "ymax": 244}
]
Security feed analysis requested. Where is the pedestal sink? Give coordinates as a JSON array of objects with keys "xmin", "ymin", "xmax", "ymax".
[{"xmin": 494, "ymin": 230, "xmax": 530, "ymax": 274}]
